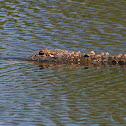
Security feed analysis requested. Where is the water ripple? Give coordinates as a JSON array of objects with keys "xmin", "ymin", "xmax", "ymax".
[{"xmin": 0, "ymin": 0, "xmax": 126, "ymax": 125}]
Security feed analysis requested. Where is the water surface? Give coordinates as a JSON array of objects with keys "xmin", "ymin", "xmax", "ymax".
[{"xmin": 0, "ymin": 0, "xmax": 126, "ymax": 125}]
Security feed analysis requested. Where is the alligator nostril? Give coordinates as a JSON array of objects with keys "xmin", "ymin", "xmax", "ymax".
[
  {"xmin": 112, "ymin": 60, "xmax": 117, "ymax": 65},
  {"xmin": 39, "ymin": 51, "xmax": 44, "ymax": 55}
]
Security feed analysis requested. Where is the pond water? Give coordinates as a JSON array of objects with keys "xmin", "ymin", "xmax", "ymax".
[{"xmin": 0, "ymin": 0, "xmax": 126, "ymax": 125}]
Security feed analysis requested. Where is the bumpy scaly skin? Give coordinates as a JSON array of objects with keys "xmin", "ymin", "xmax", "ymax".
[{"xmin": 22, "ymin": 48, "xmax": 126, "ymax": 66}]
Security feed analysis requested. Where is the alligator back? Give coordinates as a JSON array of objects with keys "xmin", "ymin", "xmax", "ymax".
[{"xmin": 22, "ymin": 48, "xmax": 126, "ymax": 66}]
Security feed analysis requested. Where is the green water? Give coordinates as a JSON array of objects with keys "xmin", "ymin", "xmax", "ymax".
[{"xmin": 0, "ymin": 0, "xmax": 126, "ymax": 125}]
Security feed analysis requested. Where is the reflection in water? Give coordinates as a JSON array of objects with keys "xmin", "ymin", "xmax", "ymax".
[{"xmin": 31, "ymin": 60, "xmax": 126, "ymax": 70}]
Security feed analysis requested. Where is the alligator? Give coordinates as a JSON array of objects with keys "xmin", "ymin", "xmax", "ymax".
[
  {"xmin": 0, "ymin": 48, "xmax": 125, "ymax": 69},
  {"xmin": 20, "ymin": 48, "xmax": 126, "ymax": 67}
]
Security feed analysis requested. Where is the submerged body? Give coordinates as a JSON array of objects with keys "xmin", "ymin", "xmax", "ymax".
[{"xmin": 22, "ymin": 48, "xmax": 126, "ymax": 66}]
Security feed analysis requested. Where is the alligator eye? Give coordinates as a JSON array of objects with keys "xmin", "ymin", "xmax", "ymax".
[
  {"xmin": 118, "ymin": 61, "xmax": 125, "ymax": 65},
  {"xmin": 84, "ymin": 54, "xmax": 89, "ymax": 57},
  {"xmin": 112, "ymin": 60, "xmax": 117, "ymax": 65},
  {"xmin": 39, "ymin": 51, "xmax": 44, "ymax": 55}
]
